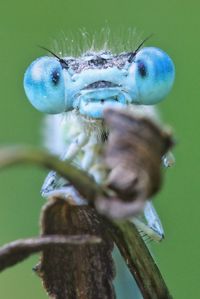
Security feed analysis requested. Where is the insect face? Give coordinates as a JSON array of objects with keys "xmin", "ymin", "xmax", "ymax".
[{"xmin": 24, "ymin": 47, "xmax": 175, "ymax": 118}]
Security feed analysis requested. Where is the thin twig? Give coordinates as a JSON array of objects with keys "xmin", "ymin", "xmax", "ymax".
[
  {"xmin": 0, "ymin": 146, "xmax": 104, "ymax": 201},
  {"xmin": 0, "ymin": 235, "xmax": 101, "ymax": 272},
  {"xmin": 106, "ymin": 220, "xmax": 172, "ymax": 299}
]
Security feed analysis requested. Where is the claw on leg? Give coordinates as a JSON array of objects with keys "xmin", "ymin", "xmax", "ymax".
[
  {"xmin": 163, "ymin": 151, "xmax": 175, "ymax": 168},
  {"xmin": 133, "ymin": 201, "xmax": 164, "ymax": 242}
]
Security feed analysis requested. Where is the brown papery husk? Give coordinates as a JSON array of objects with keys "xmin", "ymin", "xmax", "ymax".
[
  {"xmin": 36, "ymin": 197, "xmax": 115, "ymax": 299},
  {"xmin": 104, "ymin": 107, "xmax": 174, "ymax": 202}
]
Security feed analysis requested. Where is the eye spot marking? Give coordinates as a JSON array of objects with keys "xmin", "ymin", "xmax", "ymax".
[
  {"xmin": 51, "ymin": 69, "xmax": 60, "ymax": 85},
  {"xmin": 138, "ymin": 61, "xmax": 147, "ymax": 78}
]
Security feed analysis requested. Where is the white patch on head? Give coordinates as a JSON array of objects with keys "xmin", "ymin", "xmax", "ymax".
[{"xmin": 31, "ymin": 60, "xmax": 44, "ymax": 81}]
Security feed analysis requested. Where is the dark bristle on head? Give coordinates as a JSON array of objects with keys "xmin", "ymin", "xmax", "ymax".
[
  {"xmin": 39, "ymin": 45, "xmax": 69, "ymax": 69},
  {"xmin": 128, "ymin": 34, "xmax": 153, "ymax": 63},
  {"xmin": 38, "ymin": 33, "xmax": 153, "ymax": 73}
]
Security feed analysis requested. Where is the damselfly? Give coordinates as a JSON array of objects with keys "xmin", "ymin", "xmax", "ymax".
[{"xmin": 24, "ymin": 36, "xmax": 175, "ymax": 241}]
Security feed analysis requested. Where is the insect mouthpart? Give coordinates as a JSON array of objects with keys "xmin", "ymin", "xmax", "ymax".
[
  {"xmin": 77, "ymin": 87, "xmax": 130, "ymax": 119},
  {"xmin": 83, "ymin": 80, "xmax": 120, "ymax": 90}
]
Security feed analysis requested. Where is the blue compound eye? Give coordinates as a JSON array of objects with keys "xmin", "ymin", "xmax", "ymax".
[
  {"xmin": 133, "ymin": 47, "xmax": 175, "ymax": 105},
  {"xmin": 24, "ymin": 57, "xmax": 65, "ymax": 114}
]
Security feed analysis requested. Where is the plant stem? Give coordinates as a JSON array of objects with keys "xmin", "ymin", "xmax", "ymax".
[
  {"xmin": 106, "ymin": 220, "xmax": 172, "ymax": 299},
  {"xmin": 0, "ymin": 145, "xmax": 173, "ymax": 298},
  {"xmin": 0, "ymin": 146, "xmax": 103, "ymax": 201},
  {"xmin": 0, "ymin": 235, "xmax": 100, "ymax": 272}
]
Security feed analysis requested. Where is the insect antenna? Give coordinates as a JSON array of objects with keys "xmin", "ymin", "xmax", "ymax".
[
  {"xmin": 38, "ymin": 45, "xmax": 69, "ymax": 69},
  {"xmin": 128, "ymin": 34, "xmax": 153, "ymax": 63}
]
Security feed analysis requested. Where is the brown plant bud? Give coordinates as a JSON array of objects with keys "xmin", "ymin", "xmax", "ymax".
[{"xmin": 96, "ymin": 107, "xmax": 174, "ymax": 219}]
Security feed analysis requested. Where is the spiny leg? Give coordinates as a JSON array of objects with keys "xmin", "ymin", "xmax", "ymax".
[
  {"xmin": 41, "ymin": 132, "xmax": 89, "ymax": 197},
  {"xmin": 133, "ymin": 201, "xmax": 164, "ymax": 242},
  {"xmin": 82, "ymin": 141, "xmax": 108, "ymax": 185}
]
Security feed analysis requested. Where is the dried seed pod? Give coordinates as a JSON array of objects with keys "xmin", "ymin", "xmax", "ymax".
[
  {"xmin": 37, "ymin": 197, "xmax": 115, "ymax": 299},
  {"xmin": 96, "ymin": 107, "xmax": 174, "ymax": 219}
]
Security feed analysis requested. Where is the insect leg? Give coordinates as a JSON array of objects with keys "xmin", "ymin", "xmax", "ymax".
[
  {"xmin": 162, "ymin": 151, "xmax": 175, "ymax": 168},
  {"xmin": 63, "ymin": 132, "xmax": 89, "ymax": 161},
  {"xmin": 132, "ymin": 201, "xmax": 165, "ymax": 242},
  {"xmin": 41, "ymin": 132, "xmax": 89, "ymax": 198},
  {"xmin": 81, "ymin": 133, "xmax": 107, "ymax": 184},
  {"xmin": 81, "ymin": 138, "xmax": 98, "ymax": 172}
]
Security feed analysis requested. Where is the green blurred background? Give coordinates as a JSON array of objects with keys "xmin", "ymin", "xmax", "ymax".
[{"xmin": 0, "ymin": 0, "xmax": 199, "ymax": 298}]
